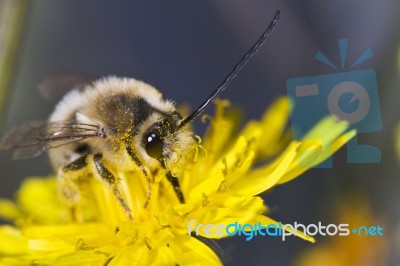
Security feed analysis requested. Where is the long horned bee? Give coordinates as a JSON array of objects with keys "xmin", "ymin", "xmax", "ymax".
[{"xmin": 0, "ymin": 11, "xmax": 280, "ymax": 220}]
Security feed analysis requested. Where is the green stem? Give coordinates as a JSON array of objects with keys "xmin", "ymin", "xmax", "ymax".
[{"xmin": 0, "ymin": 0, "xmax": 29, "ymax": 124}]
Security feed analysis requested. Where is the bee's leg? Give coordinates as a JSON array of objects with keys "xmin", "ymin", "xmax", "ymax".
[
  {"xmin": 58, "ymin": 155, "xmax": 88, "ymax": 222},
  {"xmin": 157, "ymin": 160, "xmax": 185, "ymax": 204},
  {"xmin": 166, "ymin": 171, "xmax": 185, "ymax": 203},
  {"xmin": 142, "ymin": 171, "xmax": 153, "ymax": 209},
  {"xmin": 125, "ymin": 142, "xmax": 152, "ymax": 208},
  {"xmin": 92, "ymin": 153, "xmax": 133, "ymax": 220}
]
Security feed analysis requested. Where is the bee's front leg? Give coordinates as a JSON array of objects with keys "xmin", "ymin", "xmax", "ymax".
[
  {"xmin": 166, "ymin": 171, "xmax": 185, "ymax": 203},
  {"xmin": 124, "ymin": 141, "xmax": 152, "ymax": 209},
  {"xmin": 58, "ymin": 155, "xmax": 89, "ymax": 222},
  {"xmin": 92, "ymin": 153, "xmax": 133, "ymax": 220}
]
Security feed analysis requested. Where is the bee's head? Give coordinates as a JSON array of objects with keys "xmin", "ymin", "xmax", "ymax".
[
  {"xmin": 134, "ymin": 110, "xmax": 195, "ymax": 174},
  {"xmin": 75, "ymin": 77, "xmax": 195, "ymax": 173}
]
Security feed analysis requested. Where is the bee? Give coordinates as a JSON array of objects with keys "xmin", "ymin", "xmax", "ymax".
[{"xmin": 0, "ymin": 11, "xmax": 279, "ymax": 220}]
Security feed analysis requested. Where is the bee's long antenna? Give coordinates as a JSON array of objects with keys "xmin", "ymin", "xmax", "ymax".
[{"xmin": 176, "ymin": 10, "xmax": 280, "ymax": 130}]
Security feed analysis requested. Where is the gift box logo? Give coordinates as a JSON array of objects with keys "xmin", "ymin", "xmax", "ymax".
[{"xmin": 286, "ymin": 39, "xmax": 382, "ymax": 168}]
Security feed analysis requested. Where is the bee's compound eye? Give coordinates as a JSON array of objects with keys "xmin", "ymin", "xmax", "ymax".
[{"xmin": 144, "ymin": 132, "xmax": 163, "ymax": 159}]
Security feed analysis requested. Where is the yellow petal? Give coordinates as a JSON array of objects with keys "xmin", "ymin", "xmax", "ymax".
[
  {"xmin": 55, "ymin": 251, "xmax": 111, "ymax": 266},
  {"xmin": 229, "ymin": 142, "xmax": 301, "ymax": 196},
  {"xmin": 188, "ymin": 135, "xmax": 255, "ymax": 201},
  {"xmin": 152, "ymin": 246, "xmax": 176, "ymax": 266},
  {"xmin": 0, "ymin": 199, "xmax": 22, "ymax": 221},
  {"xmin": 171, "ymin": 235, "xmax": 222, "ymax": 266},
  {"xmin": 258, "ymin": 97, "xmax": 291, "ymax": 157},
  {"xmin": 17, "ymin": 177, "xmax": 62, "ymax": 224},
  {"xmin": 24, "ymin": 223, "xmax": 108, "ymax": 239},
  {"xmin": 201, "ymin": 99, "xmax": 240, "ymax": 160},
  {"xmin": 301, "ymin": 116, "xmax": 348, "ymax": 144},
  {"xmin": 0, "ymin": 226, "xmax": 28, "ymax": 255},
  {"xmin": 0, "ymin": 256, "xmax": 55, "ymax": 266},
  {"xmin": 107, "ymin": 246, "xmax": 146, "ymax": 266},
  {"xmin": 279, "ymin": 130, "xmax": 356, "ymax": 184},
  {"xmin": 187, "ymin": 197, "xmax": 266, "ymax": 239}
]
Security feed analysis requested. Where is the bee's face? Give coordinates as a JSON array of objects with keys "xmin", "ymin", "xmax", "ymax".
[{"xmin": 136, "ymin": 113, "xmax": 194, "ymax": 173}]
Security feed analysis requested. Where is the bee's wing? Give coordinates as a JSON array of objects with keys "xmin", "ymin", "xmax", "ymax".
[
  {"xmin": 38, "ymin": 73, "xmax": 98, "ymax": 101},
  {"xmin": 0, "ymin": 120, "xmax": 101, "ymax": 159}
]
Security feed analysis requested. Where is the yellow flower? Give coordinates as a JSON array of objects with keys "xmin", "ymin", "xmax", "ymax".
[{"xmin": 0, "ymin": 98, "xmax": 355, "ymax": 265}]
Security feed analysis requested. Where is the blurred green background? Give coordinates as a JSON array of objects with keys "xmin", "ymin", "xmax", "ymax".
[{"xmin": 0, "ymin": 0, "xmax": 399, "ymax": 265}]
